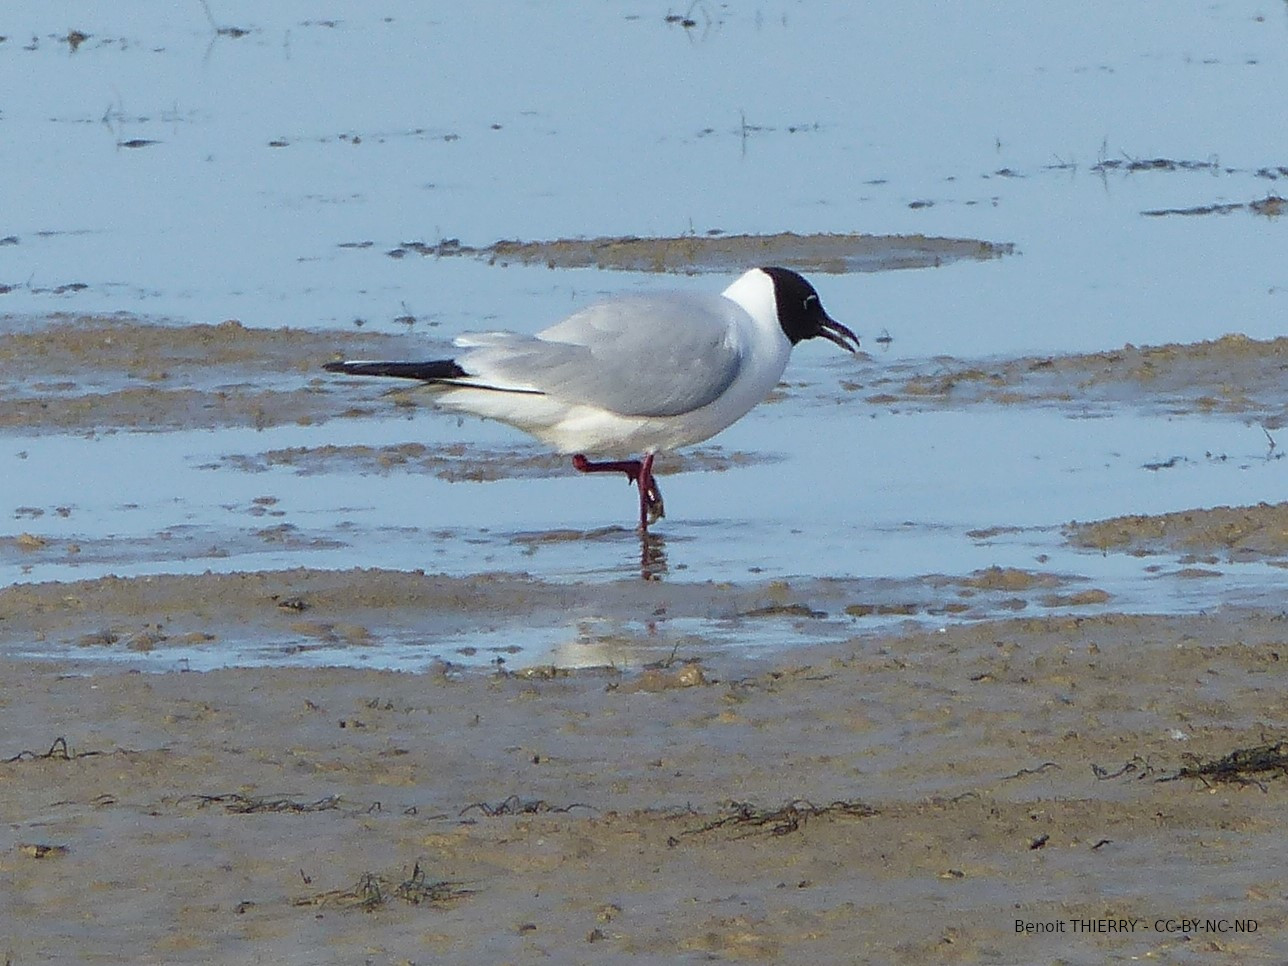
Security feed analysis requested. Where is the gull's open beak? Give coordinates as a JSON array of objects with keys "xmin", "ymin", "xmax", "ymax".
[{"xmin": 818, "ymin": 315, "xmax": 860, "ymax": 353}]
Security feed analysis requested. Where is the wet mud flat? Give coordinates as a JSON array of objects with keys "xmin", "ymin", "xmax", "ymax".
[
  {"xmin": 6, "ymin": 318, "xmax": 1288, "ymax": 440},
  {"xmin": 849, "ymin": 333, "xmax": 1288, "ymax": 426},
  {"xmin": 0, "ymin": 316, "xmax": 433, "ymax": 434},
  {"xmin": 5, "ymin": 311, "xmax": 1288, "ymax": 961},
  {"xmin": 208, "ymin": 440, "xmax": 773, "ymax": 482},
  {"xmin": 384, "ymin": 230, "xmax": 1014, "ymax": 275},
  {"xmin": 1067, "ymin": 501, "xmax": 1288, "ymax": 564},
  {"xmin": 4, "ymin": 609, "xmax": 1288, "ymax": 964},
  {"xmin": 0, "ymin": 566, "xmax": 1117, "ymax": 669}
]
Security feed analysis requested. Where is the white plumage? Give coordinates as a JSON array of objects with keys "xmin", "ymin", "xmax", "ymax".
[{"xmin": 325, "ymin": 267, "xmax": 857, "ymax": 530}]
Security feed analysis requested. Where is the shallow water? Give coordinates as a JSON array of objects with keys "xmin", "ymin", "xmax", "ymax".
[
  {"xmin": 4, "ymin": 2, "xmax": 1285, "ymax": 350},
  {"xmin": 3, "ymin": 2, "xmax": 1288, "ymax": 667},
  {"xmin": 5, "ymin": 395, "xmax": 1287, "ymax": 669}
]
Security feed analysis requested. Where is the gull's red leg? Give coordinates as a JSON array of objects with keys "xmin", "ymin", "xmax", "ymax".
[
  {"xmin": 572, "ymin": 454, "xmax": 665, "ymax": 531},
  {"xmin": 636, "ymin": 453, "xmax": 664, "ymax": 529},
  {"xmin": 572, "ymin": 453, "xmax": 642, "ymax": 481}
]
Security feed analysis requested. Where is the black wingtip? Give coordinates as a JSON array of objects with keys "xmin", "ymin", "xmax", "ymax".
[{"xmin": 323, "ymin": 359, "xmax": 467, "ymax": 380}]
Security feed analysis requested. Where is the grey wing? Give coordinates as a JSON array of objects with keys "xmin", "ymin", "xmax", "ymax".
[{"xmin": 458, "ymin": 293, "xmax": 745, "ymax": 418}]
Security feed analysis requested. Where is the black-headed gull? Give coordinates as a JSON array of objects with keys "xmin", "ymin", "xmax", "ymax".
[{"xmin": 325, "ymin": 267, "xmax": 857, "ymax": 530}]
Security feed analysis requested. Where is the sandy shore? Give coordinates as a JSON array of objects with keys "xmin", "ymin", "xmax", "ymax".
[{"xmin": 4, "ymin": 608, "xmax": 1287, "ymax": 964}]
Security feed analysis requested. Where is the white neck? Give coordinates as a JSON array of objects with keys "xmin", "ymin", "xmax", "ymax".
[{"xmin": 722, "ymin": 269, "xmax": 789, "ymax": 348}]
